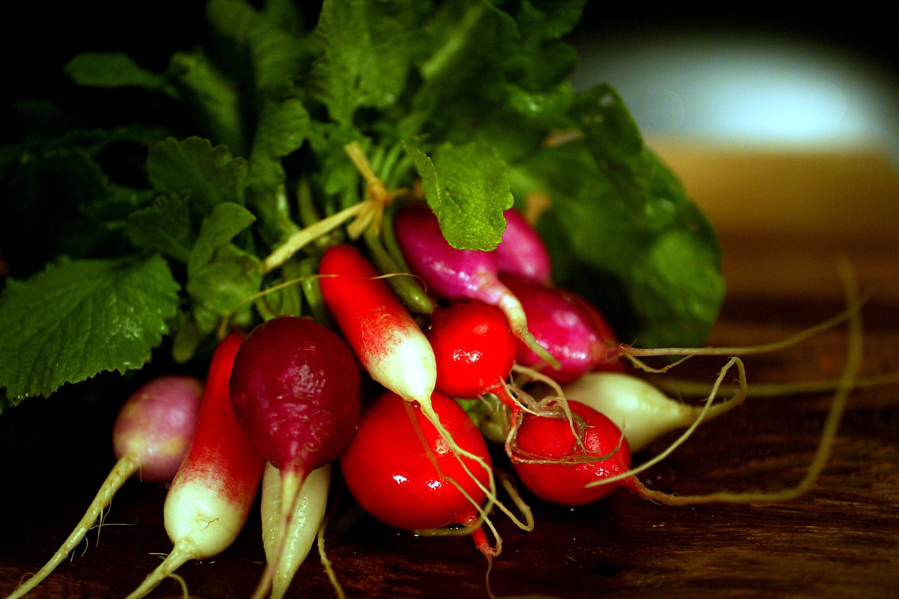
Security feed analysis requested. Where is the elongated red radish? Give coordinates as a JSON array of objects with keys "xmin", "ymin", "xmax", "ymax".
[
  {"xmin": 229, "ymin": 316, "xmax": 361, "ymax": 599},
  {"xmin": 511, "ymin": 400, "xmax": 636, "ymax": 506},
  {"xmin": 561, "ymin": 372, "xmax": 743, "ymax": 452},
  {"xmin": 318, "ymin": 245, "xmax": 524, "ymax": 537},
  {"xmin": 340, "ymin": 390, "xmax": 495, "ymax": 556},
  {"xmin": 260, "ymin": 463, "xmax": 331, "ymax": 599},
  {"xmin": 392, "ymin": 204, "xmax": 559, "ymax": 369},
  {"xmin": 126, "ymin": 332, "xmax": 265, "ymax": 599},
  {"xmin": 500, "ymin": 272, "xmax": 621, "ymax": 384},
  {"xmin": 6, "ymin": 376, "xmax": 203, "ymax": 599},
  {"xmin": 495, "ymin": 207, "xmax": 552, "ymax": 285},
  {"xmin": 319, "ymin": 244, "xmax": 436, "ymax": 406}
]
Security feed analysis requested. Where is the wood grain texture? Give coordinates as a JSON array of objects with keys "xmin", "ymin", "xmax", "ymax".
[{"xmin": 2, "ymin": 152, "xmax": 898, "ymax": 599}]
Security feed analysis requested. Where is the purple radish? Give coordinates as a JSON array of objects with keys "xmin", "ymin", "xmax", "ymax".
[
  {"xmin": 8, "ymin": 375, "xmax": 204, "ymax": 599},
  {"xmin": 229, "ymin": 316, "xmax": 362, "ymax": 599},
  {"xmin": 393, "ymin": 203, "xmax": 559, "ymax": 369},
  {"xmin": 495, "ymin": 207, "xmax": 552, "ymax": 285},
  {"xmin": 499, "ymin": 272, "xmax": 622, "ymax": 384}
]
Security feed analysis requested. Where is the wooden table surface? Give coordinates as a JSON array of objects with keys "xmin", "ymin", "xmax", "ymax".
[{"xmin": 2, "ymin": 146, "xmax": 898, "ymax": 598}]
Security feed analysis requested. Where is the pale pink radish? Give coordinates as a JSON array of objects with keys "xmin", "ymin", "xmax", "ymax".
[
  {"xmin": 561, "ymin": 372, "xmax": 743, "ymax": 452},
  {"xmin": 6, "ymin": 375, "xmax": 204, "ymax": 599},
  {"xmin": 126, "ymin": 332, "xmax": 265, "ymax": 599}
]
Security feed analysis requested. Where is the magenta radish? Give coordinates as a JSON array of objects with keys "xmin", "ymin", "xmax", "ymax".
[
  {"xmin": 561, "ymin": 372, "xmax": 743, "ymax": 452},
  {"xmin": 392, "ymin": 203, "xmax": 559, "ymax": 369},
  {"xmin": 260, "ymin": 463, "xmax": 331, "ymax": 599},
  {"xmin": 511, "ymin": 400, "xmax": 636, "ymax": 506},
  {"xmin": 495, "ymin": 207, "xmax": 552, "ymax": 285},
  {"xmin": 499, "ymin": 272, "xmax": 622, "ymax": 384},
  {"xmin": 126, "ymin": 332, "xmax": 265, "ymax": 599},
  {"xmin": 340, "ymin": 390, "xmax": 495, "ymax": 556},
  {"xmin": 6, "ymin": 376, "xmax": 203, "ymax": 599},
  {"xmin": 228, "ymin": 316, "xmax": 361, "ymax": 599}
]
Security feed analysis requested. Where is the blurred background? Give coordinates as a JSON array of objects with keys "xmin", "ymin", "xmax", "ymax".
[{"xmin": 569, "ymin": 4, "xmax": 899, "ymax": 235}]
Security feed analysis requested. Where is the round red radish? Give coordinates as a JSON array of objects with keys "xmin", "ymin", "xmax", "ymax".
[
  {"xmin": 512, "ymin": 400, "xmax": 634, "ymax": 506},
  {"xmin": 426, "ymin": 301, "xmax": 518, "ymax": 399},
  {"xmin": 340, "ymin": 390, "xmax": 492, "ymax": 532}
]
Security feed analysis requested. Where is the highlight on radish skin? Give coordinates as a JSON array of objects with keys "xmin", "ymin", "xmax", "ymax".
[
  {"xmin": 6, "ymin": 375, "xmax": 203, "ymax": 599},
  {"xmin": 561, "ymin": 372, "xmax": 743, "ymax": 452},
  {"xmin": 260, "ymin": 463, "xmax": 331, "ymax": 599},
  {"xmin": 229, "ymin": 316, "xmax": 361, "ymax": 599}
]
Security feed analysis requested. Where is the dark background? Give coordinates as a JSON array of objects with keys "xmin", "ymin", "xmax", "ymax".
[{"xmin": 2, "ymin": 2, "xmax": 896, "ymax": 142}]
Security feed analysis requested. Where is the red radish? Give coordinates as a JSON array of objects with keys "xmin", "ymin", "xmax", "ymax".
[
  {"xmin": 511, "ymin": 400, "xmax": 636, "ymax": 506},
  {"xmin": 340, "ymin": 390, "xmax": 495, "ymax": 555},
  {"xmin": 495, "ymin": 207, "xmax": 552, "ymax": 285},
  {"xmin": 6, "ymin": 376, "xmax": 204, "ymax": 599},
  {"xmin": 425, "ymin": 300, "xmax": 528, "ymax": 455},
  {"xmin": 229, "ymin": 316, "xmax": 361, "ymax": 599},
  {"xmin": 318, "ymin": 245, "xmax": 513, "ymax": 537},
  {"xmin": 392, "ymin": 203, "xmax": 559, "ymax": 369},
  {"xmin": 500, "ymin": 272, "xmax": 622, "ymax": 384},
  {"xmin": 126, "ymin": 332, "xmax": 265, "ymax": 599},
  {"xmin": 426, "ymin": 301, "xmax": 518, "ymax": 400},
  {"xmin": 319, "ymin": 244, "xmax": 436, "ymax": 408}
]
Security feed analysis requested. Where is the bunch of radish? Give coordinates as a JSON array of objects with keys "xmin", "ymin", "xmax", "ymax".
[{"xmin": 10, "ymin": 196, "xmax": 822, "ymax": 599}]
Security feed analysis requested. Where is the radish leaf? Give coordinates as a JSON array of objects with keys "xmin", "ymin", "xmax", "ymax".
[
  {"xmin": 147, "ymin": 137, "xmax": 247, "ymax": 217},
  {"xmin": 405, "ymin": 140, "xmax": 513, "ymax": 251},
  {"xmin": 0, "ymin": 256, "xmax": 180, "ymax": 403},
  {"xmin": 124, "ymin": 194, "xmax": 195, "ymax": 263},
  {"xmin": 307, "ymin": 0, "xmax": 413, "ymax": 125}
]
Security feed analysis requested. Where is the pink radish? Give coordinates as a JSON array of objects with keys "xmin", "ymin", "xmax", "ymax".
[
  {"xmin": 500, "ymin": 272, "xmax": 622, "ymax": 384},
  {"xmin": 392, "ymin": 203, "xmax": 559, "ymax": 369},
  {"xmin": 495, "ymin": 207, "xmax": 552, "ymax": 285},
  {"xmin": 228, "ymin": 316, "xmax": 361, "ymax": 599},
  {"xmin": 126, "ymin": 332, "xmax": 265, "ymax": 599},
  {"xmin": 6, "ymin": 375, "xmax": 204, "ymax": 599}
]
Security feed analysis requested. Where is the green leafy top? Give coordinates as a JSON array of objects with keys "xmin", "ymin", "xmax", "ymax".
[{"xmin": 0, "ymin": 0, "xmax": 724, "ymax": 410}]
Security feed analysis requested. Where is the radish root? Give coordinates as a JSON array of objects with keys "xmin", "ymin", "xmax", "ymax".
[
  {"xmin": 628, "ymin": 258, "xmax": 863, "ymax": 505},
  {"xmin": 6, "ymin": 454, "xmax": 140, "ymax": 599}
]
